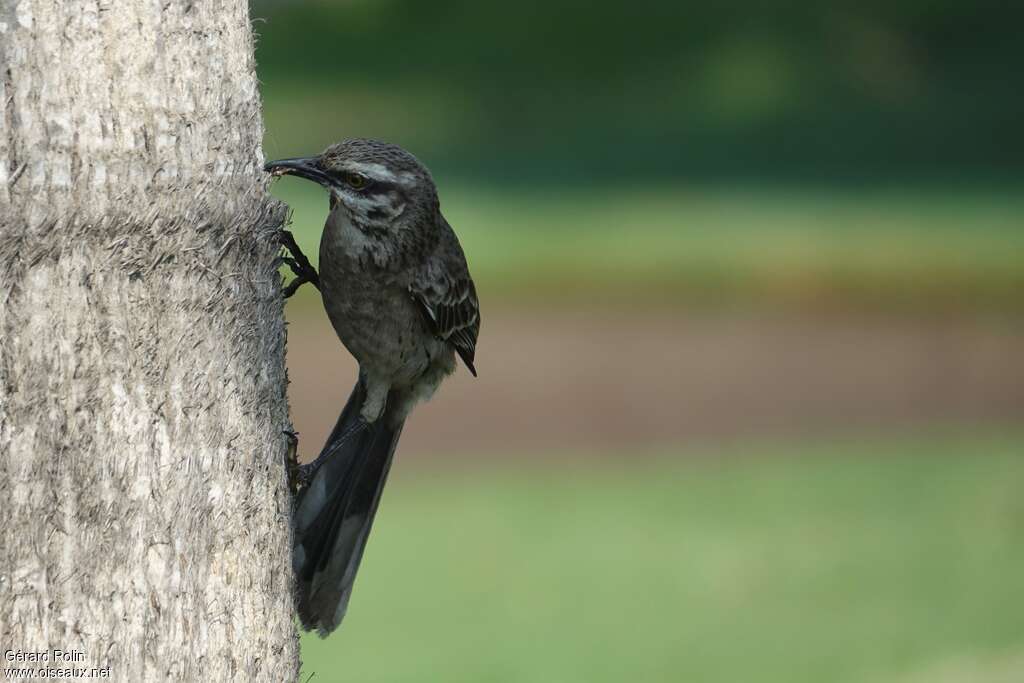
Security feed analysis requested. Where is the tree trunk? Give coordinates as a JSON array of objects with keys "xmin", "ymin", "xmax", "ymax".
[{"xmin": 0, "ymin": 1, "xmax": 299, "ymax": 680}]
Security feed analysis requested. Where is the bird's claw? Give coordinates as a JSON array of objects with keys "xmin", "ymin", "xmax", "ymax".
[
  {"xmin": 287, "ymin": 418, "xmax": 370, "ymax": 495},
  {"xmin": 278, "ymin": 230, "xmax": 321, "ymax": 298},
  {"xmin": 294, "ymin": 461, "xmax": 320, "ymax": 490},
  {"xmin": 281, "ymin": 274, "xmax": 311, "ymax": 299},
  {"xmin": 284, "ymin": 430, "xmax": 303, "ymax": 495}
]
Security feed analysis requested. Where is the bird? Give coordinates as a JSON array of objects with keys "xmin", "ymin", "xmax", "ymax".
[{"xmin": 265, "ymin": 139, "xmax": 480, "ymax": 635}]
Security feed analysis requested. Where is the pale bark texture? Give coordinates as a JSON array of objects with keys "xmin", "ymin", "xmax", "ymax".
[{"xmin": 0, "ymin": 1, "xmax": 299, "ymax": 680}]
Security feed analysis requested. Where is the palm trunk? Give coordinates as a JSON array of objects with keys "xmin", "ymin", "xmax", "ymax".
[{"xmin": 0, "ymin": 1, "xmax": 299, "ymax": 680}]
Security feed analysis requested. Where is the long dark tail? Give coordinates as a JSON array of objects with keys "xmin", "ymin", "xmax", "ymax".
[{"xmin": 292, "ymin": 379, "xmax": 405, "ymax": 635}]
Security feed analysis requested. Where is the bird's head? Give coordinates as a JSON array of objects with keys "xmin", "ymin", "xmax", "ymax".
[{"xmin": 265, "ymin": 139, "xmax": 439, "ymax": 237}]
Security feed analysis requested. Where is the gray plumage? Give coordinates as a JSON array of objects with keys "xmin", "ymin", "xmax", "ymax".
[{"xmin": 266, "ymin": 139, "xmax": 479, "ymax": 635}]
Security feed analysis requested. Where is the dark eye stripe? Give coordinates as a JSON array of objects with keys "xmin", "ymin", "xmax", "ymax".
[
  {"xmin": 364, "ymin": 179, "xmax": 396, "ymax": 196},
  {"xmin": 328, "ymin": 170, "xmax": 395, "ymax": 195}
]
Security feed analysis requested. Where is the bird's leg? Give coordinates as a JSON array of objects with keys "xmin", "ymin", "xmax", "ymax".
[
  {"xmin": 284, "ymin": 424, "xmax": 363, "ymax": 495},
  {"xmin": 294, "ymin": 383, "xmax": 388, "ymax": 489},
  {"xmin": 278, "ymin": 229, "xmax": 321, "ymax": 297},
  {"xmin": 294, "ymin": 418, "xmax": 369, "ymax": 489},
  {"xmin": 283, "ymin": 430, "xmax": 302, "ymax": 495},
  {"xmin": 280, "ymin": 257, "xmax": 313, "ymax": 299},
  {"xmin": 295, "ymin": 420, "xmax": 368, "ymax": 486}
]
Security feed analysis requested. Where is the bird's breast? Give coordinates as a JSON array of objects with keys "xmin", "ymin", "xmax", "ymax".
[{"xmin": 318, "ymin": 215, "xmax": 450, "ymax": 388}]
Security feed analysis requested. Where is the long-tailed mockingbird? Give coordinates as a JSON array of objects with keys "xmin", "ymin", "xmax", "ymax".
[{"xmin": 266, "ymin": 139, "xmax": 480, "ymax": 635}]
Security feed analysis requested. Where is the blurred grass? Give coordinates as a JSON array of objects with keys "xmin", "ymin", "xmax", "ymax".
[
  {"xmin": 299, "ymin": 430, "xmax": 1024, "ymax": 683},
  {"xmin": 270, "ymin": 181, "xmax": 1024, "ymax": 312}
]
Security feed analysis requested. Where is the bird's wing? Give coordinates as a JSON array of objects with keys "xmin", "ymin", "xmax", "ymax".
[{"xmin": 410, "ymin": 273, "xmax": 480, "ymax": 376}]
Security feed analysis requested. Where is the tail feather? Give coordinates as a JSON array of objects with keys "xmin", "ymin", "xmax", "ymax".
[{"xmin": 292, "ymin": 379, "xmax": 405, "ymax": 635}]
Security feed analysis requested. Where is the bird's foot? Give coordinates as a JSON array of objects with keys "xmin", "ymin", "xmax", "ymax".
[
  {"xmin": 293, "ymin": 460, "xmax": 320, "ymax": 491},
  {"xmin": 292, "ymin": 418, "xmax": 370, "ymax": 491},
  {"xmin": 278, "ymin": 230, "xmax": 321, "ymax": 298},
  {"xmin": 284, "ymin": 430, "xmax": 302, "ymax": 495},
  {"xmin": 280, "ymin": 257, "xmax": 315, "ymax": 299}
]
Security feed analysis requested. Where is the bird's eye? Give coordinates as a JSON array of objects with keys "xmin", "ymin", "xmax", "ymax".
[{"xmin": 345, "ymin": 173, "xmax": 367, "ymax": 189}]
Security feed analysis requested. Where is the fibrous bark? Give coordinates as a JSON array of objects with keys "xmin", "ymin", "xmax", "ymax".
[{"xmin": 0, "ymin": 1, "xmax": 299, "ymax": 680}]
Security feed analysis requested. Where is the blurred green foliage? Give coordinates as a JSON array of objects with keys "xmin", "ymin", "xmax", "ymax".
[
  {"xmin": 299, "ymin": 431, "xmax": 1024, "ymax": 682},
  {"xmin": 254, "ymin": 0, "xmax": 1024, "ymax": 184}
]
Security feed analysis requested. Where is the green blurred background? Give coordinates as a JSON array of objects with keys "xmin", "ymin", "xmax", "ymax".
[{"xmin": 251, "ymin": 1, "xmax": 1024, "ymax": 680}]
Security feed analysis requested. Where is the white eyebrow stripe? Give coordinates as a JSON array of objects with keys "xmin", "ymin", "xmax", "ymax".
[
  {"xmin": 344, "ymin": 162, "xmax": 420, "ymax": 188},
  {"xmin": 346, "ymin": 162, "xmax": 397, "ymax": 182}
]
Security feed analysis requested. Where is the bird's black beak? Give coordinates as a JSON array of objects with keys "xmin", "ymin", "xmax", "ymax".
[{"xmin": 264, "ymin": 156, "xmax": 333, "ymax": 187}]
